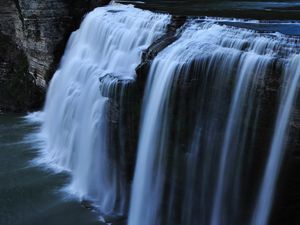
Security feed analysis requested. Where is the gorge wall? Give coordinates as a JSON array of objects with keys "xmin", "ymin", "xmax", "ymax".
[{"xmin": 0, "ymin": 0, "xmax": 109, "ymax": 111}]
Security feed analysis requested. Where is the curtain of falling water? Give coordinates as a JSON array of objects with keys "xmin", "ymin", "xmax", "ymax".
[
  {"xmin": 128, "ymin": 20, "xmax": 300, "ymax": 225},
  {"xmin": 40, "ymin": 3, "xmax": 170, "ymax": 217},
  {"xmin": 251, "ymin": 55, "xmax": 300, "ymax": 225}
]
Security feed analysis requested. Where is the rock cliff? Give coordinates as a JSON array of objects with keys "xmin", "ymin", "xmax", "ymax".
[{"xmin": 0, "ymin": 0, "xmax": 109, "ymax": 111}]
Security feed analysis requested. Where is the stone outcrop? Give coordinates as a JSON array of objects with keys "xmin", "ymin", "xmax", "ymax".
[
  {"xmin": 0, "ymin": 0, "xmax": 110, "ymax": 111},
  {"xmin": 0, "ymin": 33, "xmax": 44, "ymax": 112},
  {"xmin": 100, "ymin": 15, "xmax": 187, "ymax": 183},
  {"xmin": 0, "ymin": 0, "xmax": 110, "ymax": 87}
]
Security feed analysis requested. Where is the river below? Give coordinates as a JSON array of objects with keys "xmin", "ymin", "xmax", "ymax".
[{"xmin": 0, "ymin": 113, "xmax": 102, "ymax": 225}]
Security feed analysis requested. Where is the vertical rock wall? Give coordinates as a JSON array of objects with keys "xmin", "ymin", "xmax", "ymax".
[{"xmin": 0, "ymin": 0, "xmax": 110, "ymax": 111}]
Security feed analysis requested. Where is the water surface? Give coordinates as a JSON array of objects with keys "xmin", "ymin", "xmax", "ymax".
[
  {"xmin": 0, "ymin": 114, "xmax": 101, "ymax": 225},
  {"xmin": 116, "ymin": 0, "xmax": 300, "ymax": 19}
]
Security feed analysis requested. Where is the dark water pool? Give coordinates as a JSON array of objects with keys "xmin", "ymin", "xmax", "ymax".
[{"xmin": 0, "ymin": 114, "xmax": 102, "ymax": 225}]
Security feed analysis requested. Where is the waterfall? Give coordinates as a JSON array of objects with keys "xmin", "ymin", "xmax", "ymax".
[
  {"xmin": 128, "ymin": 20, "xmax": 300, "ymax": 225},
  {"xmin": 39, "ymin": 3, "xmax": 169, "ymax": 217},
  {"xmin": 29, "ymin": 2, "xmax": 300, "ymax": 223},
  {"xmin": 251, "ymin": 55, "xmax": 300, "ymax": 225}
]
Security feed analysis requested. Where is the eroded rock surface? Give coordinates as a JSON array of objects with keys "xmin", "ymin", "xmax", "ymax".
[{"xmin": 0, "ymin": 0, "xmax": 110, "ymax": 111}]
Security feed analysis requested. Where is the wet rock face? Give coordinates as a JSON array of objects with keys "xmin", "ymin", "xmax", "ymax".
[
  {"xmin": 0, "ymin": 0, "xmax": 109, "ymax": 87},
  {"xmin": 0, "ymin": 0, "xmax": 110, "ymax": 111},
  {"xmin": 0, "ymin": 1, "xmax": 19, "ymax": 39},
  {"xmin": 0, "ymin": 33, "xmax": 44, "ymax": 112},
  {"xmin": 100, "ymin": 16, "xmax": 187, "ymax": 186}
]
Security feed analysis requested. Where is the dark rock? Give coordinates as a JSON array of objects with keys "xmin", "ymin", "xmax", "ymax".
[
  {"xmin": 100, "ymin": 214, "xmax": 126, "ymax": 225},
  {"xmin": 0, "ymin": 0, "xmax": 111, "ymax": 111},
  {"xmin": 81, "ymin": 200, "xmax": 97, "ymax": 211},
  {"xmin": 102, "ymin": 15, "xmax": 187, "ymax": 185},
  {"xmin": 89, "ymin": 0, "xmax": 111, "ymax": 9},
  {"xmin": 0, "ymin": 33, "xmax": 44, "ymax": 112},
  {"xmin": 81, "ymin": 199, "xmax": 127, "ymax": 224}
]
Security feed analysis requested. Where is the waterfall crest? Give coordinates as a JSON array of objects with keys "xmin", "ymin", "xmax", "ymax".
[
  {"xmin": 40, "ymin": 3, "xmax": 170, "ymax": 217},
  {"xmin": 31, "ymin": 2, "xmax": 300, "ymax": 224},
  {"xmin": 128, "ymin": 20, "xmax": 300, "ymax": 225}
]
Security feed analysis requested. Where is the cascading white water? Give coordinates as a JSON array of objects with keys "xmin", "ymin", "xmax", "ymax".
[
  {"xmin": 128, "ymin": 19, "xmax": 300, "ymax": 225},
  {"xmin": 25, "ymin": 1, "xmax": 299, "ymax": 223},
  {"xmin": 210, "ymin": 48, "xmax": 272, "ymax": 225},
  {"xmin": 251, "ymin": 55, "xmax": 300, "ymax": 225},
  {"xmin": 39, "ymin": 3, "xmax": 170, "ymax": 217}
]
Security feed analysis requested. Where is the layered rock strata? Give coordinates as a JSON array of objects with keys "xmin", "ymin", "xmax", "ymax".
[{"xmin": 0, "ymin": 0, "xmax": 110, "ymax": 111}]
